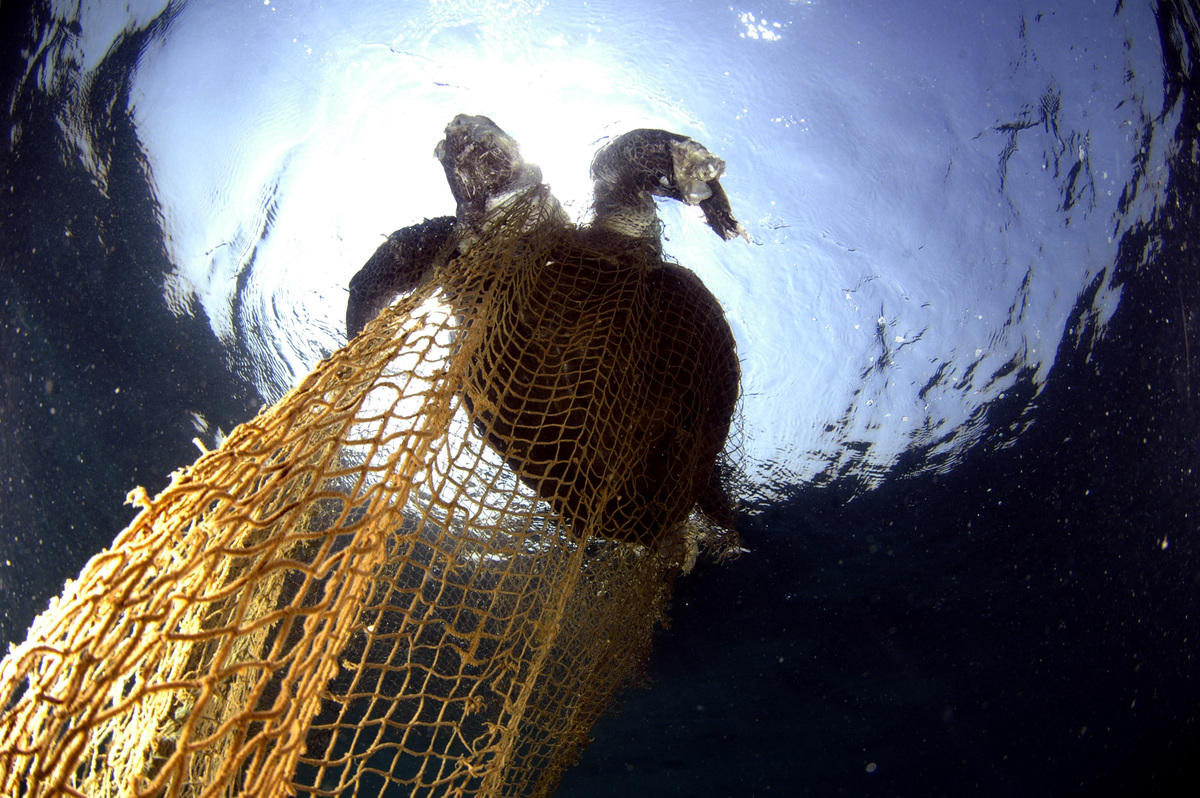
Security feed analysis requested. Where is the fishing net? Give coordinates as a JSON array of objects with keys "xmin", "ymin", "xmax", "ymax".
[{"xmin": 0, "ymin": 183, "xmax": 741, "ymax": 797}]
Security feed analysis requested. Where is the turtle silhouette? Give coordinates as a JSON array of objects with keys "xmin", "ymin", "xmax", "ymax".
[{"xmin": 347, "ymin": 114, "xmax": 745, "ymax": 547}]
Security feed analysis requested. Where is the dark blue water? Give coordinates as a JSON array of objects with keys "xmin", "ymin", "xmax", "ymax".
[{"xmin": 1, "ymin": 1, "xmax": 1197, "ymax": 795}]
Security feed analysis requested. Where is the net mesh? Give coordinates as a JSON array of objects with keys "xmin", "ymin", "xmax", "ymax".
[{"xmin": 0, "ymin": 184, "xmax": 740, "ymax": 797}]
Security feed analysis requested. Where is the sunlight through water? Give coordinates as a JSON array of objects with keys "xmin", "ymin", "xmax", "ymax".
[{"xmin": 32, "ymin": 0, "xmax": 1175, "ymax": 501}]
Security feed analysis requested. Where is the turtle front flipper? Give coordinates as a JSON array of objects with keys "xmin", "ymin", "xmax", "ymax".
[
  {"xmin": 346, "ymin": 215, "xmax": 456, "ymax": 339},
  {"xmin": 589, "ymin": 129, "xmax": 748, "ymax": 242}
]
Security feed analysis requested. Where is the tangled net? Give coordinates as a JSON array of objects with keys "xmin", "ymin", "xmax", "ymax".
[{"xmin": 0, "ymin": 180, "xmax": 740, "ymax": 797}]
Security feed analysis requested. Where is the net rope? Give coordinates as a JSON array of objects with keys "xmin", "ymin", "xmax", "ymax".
[{"xmin": 0, "ymin": 185, "xmax": 740, "ymax": 797}]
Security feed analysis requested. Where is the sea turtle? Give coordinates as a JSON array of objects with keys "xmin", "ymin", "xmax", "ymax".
[{"xmin": 346, "ymin": 114, "xmax": 745, "ymax": 547}]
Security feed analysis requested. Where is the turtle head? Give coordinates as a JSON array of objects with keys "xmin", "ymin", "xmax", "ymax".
[{"xmin": 436, "ymin": 115, "xmax": 543, "ymax": 220}]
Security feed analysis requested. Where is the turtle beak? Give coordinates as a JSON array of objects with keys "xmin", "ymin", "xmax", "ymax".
[{"xmin": 699, "ymin": 181, "xmax": 750, "ymax": 243}]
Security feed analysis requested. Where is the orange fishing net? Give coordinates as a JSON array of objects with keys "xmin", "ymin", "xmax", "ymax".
[{"xmin": 0, "ymin": 176, "xmax": 740, "ymax": 797}]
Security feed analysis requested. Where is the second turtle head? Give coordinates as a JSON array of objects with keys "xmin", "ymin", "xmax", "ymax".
[{"xmin": 435, "ymin": 114, "xmax": 543, "ymax": 216}]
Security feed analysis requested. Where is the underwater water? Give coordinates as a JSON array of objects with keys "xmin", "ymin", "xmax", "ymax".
[{"xmin": 0, "ymin": 0, "xmax": 1196, "ymax": 795}]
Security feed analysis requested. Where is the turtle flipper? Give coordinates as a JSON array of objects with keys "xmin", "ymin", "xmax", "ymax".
[
  {"xmin": 589, "ymin": 129, "xmax": 747, "ymax": 241},
  {"xmin": 346, "ymin": 215, "xmax": 456, "ymax": 339}
]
